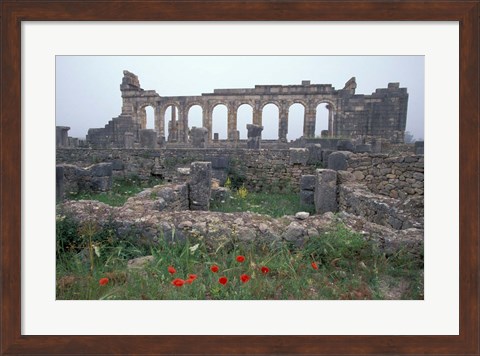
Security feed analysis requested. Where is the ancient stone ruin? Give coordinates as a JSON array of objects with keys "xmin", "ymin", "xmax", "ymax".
[
  {"xmin": 83, "ymin": 70, "xmax": 409, "ymax": 148},
  {"xmin": 56, "ymin": 69, "xmax": 423, "ymax": 264}
]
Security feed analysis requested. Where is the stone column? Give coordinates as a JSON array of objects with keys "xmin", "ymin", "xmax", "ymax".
[
  {"xmin": 326, "ymin": 104, "xmax": 334, "ymax": 137},
  {"xmin": 314, "ymin": 169, "xmax": 338, "ymax": 214},
  {"xmin": 203, "ymin": 105, "xmax": 213, "ymax": 142},
  {"xmin": 227, "ymin": 102, "xmax": 238, "ymax": 141},
  {"xmin": 278, "ymin": 104, "xmax": 289, "ymax": 142},
  {"xmin": 188, "ymin": 162, "xmax": 212, "ymax": 211},
  {"xmin": 177, "ymin": 105, "xmax": 187, "ymax": 143},
  {"xmin": 303, "ymin": 105, "xmax": 316, "ymax": 138},
  {"xmin": 253, "ymin": 101, "xmax": 262, "ymax": 126},
  {"xmin": 169, "ymin": 106, "xmax": 177, "ymax": 142},
  {"xmin": 155, "ymin": 106, "xmax": 163, "ymax": 138}
]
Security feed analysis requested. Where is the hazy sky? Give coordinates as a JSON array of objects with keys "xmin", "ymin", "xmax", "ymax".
[{"xmin": 56, "ymin": 56, "xmax": 424, "ymax": 141}]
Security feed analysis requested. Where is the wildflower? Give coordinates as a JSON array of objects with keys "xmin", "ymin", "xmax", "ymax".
[
  {"xmin": 99, "ymin": 277, "xmax": 109, "ymax": 286},
  {"xmin": 236, "ymin": 255, "xmax": 245, "ymax": 263},
  {"xmin": 218, "ymin": 276, "xmax": 228, "ymax": 285},
  {"xmin": 171, "ymin": 278, "xmax": 185, "ymax": 287},
  {"xmin": 311, "ymin": 262, "xmax": 319, "ymax": 270},
  {"xmin": 185, "ymin": 274, "xmax": 197, "ymax": 284},
  {"xmin": 261, "ymin": 266, "xmax": 270, "ymax": 274},
  {"xmin": 168, "ymin": 266, "xmax": 176, "ymax": 275},
  {"xmin": 210, "ymin": 265, "xmax": 219, "ymax": 273},
  {"xmin": 189, "ymin": 243, "xmax": 199, "ymax": 254},
  {"xmin": 240, "ymin": 274, "xmax": 250, "ymax": 283}
]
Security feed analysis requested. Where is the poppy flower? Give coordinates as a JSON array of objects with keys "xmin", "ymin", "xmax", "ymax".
[
  {"xmin": 240, "ymin": 274, "xmax": 250, "ymax": 283},
  {"xmin": 171, "ymin": 278, "xmax": 185, "ymax": 287},
  {"xmin": 210, "ymin": 265, "xmax": 219, "ymax": 273},
  {"xmin": 99, "ymin": 277, "xmax": 109, "ymax": 286},
  {"xmin": 261, "ymin": 266, "xmax": 270, "ymax": 274},
  {"xmin": 236, "ymin": 255, "xmax": 245, "ymax": 263},
  {"xmin": 218, "ymin": 276, "xmax": 228, "ymax": 285},
  {"xmin": 185, "ymin": 274, "xmax": 197, "ymax": 284},
  {"xmin": 168, "ymin": 266, "xmax": 176, "ymax": 275},
  {"xmin": 311, "ymin": 262, "xmax": 319, "ymax": 270}
]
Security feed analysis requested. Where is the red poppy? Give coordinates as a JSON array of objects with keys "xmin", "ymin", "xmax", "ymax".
[
  {"xmin": 171, "ymin": 278, "xmax": 185, "ymax": 287},
  {"xmin": 168, "ymin": 266, "xmax": 176, "ymax": 275},
  {"xmin": 261, "ymin": 266, "xmax": 270, "ymax": 274},
  {"xmin": 185, "ymin": 278, "xmax": 194, "ymax": 284},
  {"xmin": 188, "ymin": 274, "xmax": 197, "ymax": 280},
  {"xmin": 240, "ymin": 274, "xmax": 250, "ymax": 283},
  {"xmin": 99, "ymin": 277, "xmax": 109, "ymax": 286},
  {"xmin": 218, "ymin": 276, "xmax": 228, "ymax": 285},
  {"xmin": 236, "ymin": 255, "xmax": 245, "ymax": 263},
  {"xmin": 311, "ymin": 262, "xmax": 319, "ymax": 270},
  {"xmin": 210, "ymin": 265, "xmax": 219, "ymax": 273}
]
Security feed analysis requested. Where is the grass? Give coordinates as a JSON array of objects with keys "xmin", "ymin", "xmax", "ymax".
[
  {"xmin": 210, "ymin": 190, "xmax": 315, "ymax": 218},
  {"xmin": 66, "ymin": 176, "xmax": 164, "ymax": 206},
  {"xmin": 56, "ymin": 218, "xmax": 423, "ymax": 300}
]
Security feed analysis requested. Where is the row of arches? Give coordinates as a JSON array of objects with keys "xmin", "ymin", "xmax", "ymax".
[{"xmin": 142, "ymin": 102, "xmax": 333, "ymax": 141}]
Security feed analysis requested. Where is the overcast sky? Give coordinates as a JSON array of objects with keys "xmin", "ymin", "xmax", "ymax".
[{"xmin": 56, "ymin": 56, "xmax": 424, "ymax": 141}]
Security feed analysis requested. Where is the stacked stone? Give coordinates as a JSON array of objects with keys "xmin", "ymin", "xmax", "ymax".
[
  {"xmin": 415, "ymin": 141, "xmax": 424, "ymax": 155},
  {"xmin": 246, "ymin": 124, "xmax": 263, "ymax": 149},
  {"xmin": 58, "ymin": 162, "xmax": 113, "ymax": 196},
  {"xmin": 328, "ymin": 151, "xmax": 352, "ymax": 171},
  {"xmin": 139, "ymin": 129, "xmax": 158, "ymax": 149},
  {"xmin": 190, "ymin": 127, "xmax": 209, "ymax": 148},
  {"xmin": 300, "ymin": 175, "xmax": 316, "ymax": 207},
  {"xmin": 338, "ymin": 182, "xmax": 423, "ymax": 230},
  {"xmin": 56, "ymin": 147, "xmax": 321, "ymax": 193},
  {"xmin": 188, "ymin": 162, "xmax": 212, "ymax": 211},
  {"xmin": 314, "ymin": 169, "xmax": 338, "ymax": 214},
  {"xmin": 346, "ymin": 153, "xmax": 424, "ymax": 199},
  {"xmin": 56, "ymin": 126, "xmax": 70, "ymax": 148}
]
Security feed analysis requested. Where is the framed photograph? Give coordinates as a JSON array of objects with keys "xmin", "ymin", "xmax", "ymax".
[{"xmin": 1, "ymin": 1, "xmax": 478, "ymax": 355}]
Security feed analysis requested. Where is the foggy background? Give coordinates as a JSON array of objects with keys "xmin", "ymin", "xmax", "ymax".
[{"xmin": 56, "ymin": 56, "xmax": 424, "ymax": 141}]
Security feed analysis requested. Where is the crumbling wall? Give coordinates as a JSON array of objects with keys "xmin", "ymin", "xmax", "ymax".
[
  {"xmin": 56, "ymin": 148, "xmax": 317, "ymax": 193},
  {"xmin": 345, "ymin": 153, "xmax": 424, "ymax": 199},
  {"xmin": 57, "ymin": 162, "xmax": 113, "ymax": 199}
]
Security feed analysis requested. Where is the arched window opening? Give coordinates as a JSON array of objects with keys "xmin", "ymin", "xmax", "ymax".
[
  {"xmin": 212, "ymin": 104, "xmax": 228, "ymax": 140},
  {"xmin": 287, "ymin": 103, "xmax": 305, "ymax": 141},
  {"xmin": 188, "ymin": 105, "xmax": 203, "ymax": 130},
  {"xmin": 262, "ymin": 104, "xmax": 279, "ymax": 140},
  {"xmin": 145, "ymin": 106, "xmax": 155, "ymax": 130},
  {"xmin": 315, "ymin": 103, "xmax": 330, "ymax": 138},
  {"xmin": 237, "ymin": 104, "xmax": 253, "ymax": 140}
]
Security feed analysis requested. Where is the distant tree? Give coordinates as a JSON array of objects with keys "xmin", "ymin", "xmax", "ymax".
[{"xmin": 404, "ymin": 131, "xmax": 415, "ymax": 143}]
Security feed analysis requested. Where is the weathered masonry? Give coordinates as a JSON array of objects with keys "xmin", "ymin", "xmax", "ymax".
[{"xmin": 87, "ymin": 70, "xmax": 408, "ymax": 148}]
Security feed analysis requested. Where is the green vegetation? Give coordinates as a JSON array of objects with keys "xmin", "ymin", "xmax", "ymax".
[
  {"xmin": 56, "ymin": 218, "xmax": 423, "ymax": 300},
  {"xmin": 66, "ymin": 176, "xmax": 163, "ymax": 206},
  {"xmin": 210, "ymin": 190, "xmax": 315, "ymax": 218}
]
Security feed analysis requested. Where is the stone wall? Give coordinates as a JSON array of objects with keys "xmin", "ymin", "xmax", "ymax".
[
  {"xmin": 57, "ymin": 162, "xmax": 113, "ymax": 199},
  {"xmin": 86, "ymin": 71, "xmax": 408, "ymax": 147},
  {"xmin": 56, "ymin": 148, "xmax": 317, "ymax": 193},
  {"xmin": 345, "ymin": 153, "xmax": 424, "ymax": 199}
]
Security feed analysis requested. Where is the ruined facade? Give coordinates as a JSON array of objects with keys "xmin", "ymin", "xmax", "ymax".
[{"xmin": 86, "ymin": 70, "xmax": 408, "ymax": 148}]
